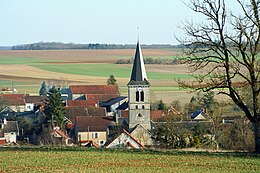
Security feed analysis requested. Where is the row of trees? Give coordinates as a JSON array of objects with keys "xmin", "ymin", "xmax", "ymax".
[
  {"xmin": 11, "ymin": 42, "xmax": 176, "ymax": 50},
  {"xmin": 116, "ymin": 57, "xmax": 181, "ymax": 65}
]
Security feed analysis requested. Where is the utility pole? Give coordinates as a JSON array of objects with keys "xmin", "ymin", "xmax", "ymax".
[{"xmin": 11, "ymin": 81, "xmax": 14, "ymax": 94}]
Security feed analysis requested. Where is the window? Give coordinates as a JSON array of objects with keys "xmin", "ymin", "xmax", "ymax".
[
  {"xmin": 92, "ymin": 132, "xmax": 99, "ymax": 139},
  {"xmin": 142, "ymin": 105, "xmax": 145, "ymax": 109},
  {"xmin": 140, "ymin": 91, "xmax": 144, "ymax": 101},
  {"xmin": 137, "ymin": 113, "xmax": 142, "ymax": 117},
  {"xmin": 135, "ymin": 105, "xmax": 138, "ymax": 109},
  {"xmin": 99, "ymin": 140, "xmax": 105, "ymax": 146},
  {"xmin": 136, "ymin": 91, "xmax": 139, "ymax": 102}
]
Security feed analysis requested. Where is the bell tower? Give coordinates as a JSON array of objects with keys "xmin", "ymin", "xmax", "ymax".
[{"xmin": 128, "ymin": 40, "xmax": 151, "ymax": 130}]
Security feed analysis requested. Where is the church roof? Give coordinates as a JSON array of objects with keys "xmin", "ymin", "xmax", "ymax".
[{"xmin": 128, "ymin": 41, "xmax": 150, "ymax": 86}]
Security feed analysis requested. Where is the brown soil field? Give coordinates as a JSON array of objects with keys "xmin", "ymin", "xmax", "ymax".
[
  {"xmin": 0, "ymin": 49, "xmax": 218, "ymax": 105},
  {"xmin": 0, "ymin": 63, "xmax": 186, "ymax": 88},
  {"xmin": 0, "ymin": 49, "xmax": 178, "ymax": 63},
  {"xmin": 0, "ymin": 64, "xmax": 127, "ymax": 85},
  {"xmin": 0, "ymin": 49, "xmax": 186, "ymax": 90}
]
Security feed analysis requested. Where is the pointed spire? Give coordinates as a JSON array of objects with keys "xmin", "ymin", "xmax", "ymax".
[{"xmin": 128, "ymin": 40, "xmax": 149, "ymax": 85}]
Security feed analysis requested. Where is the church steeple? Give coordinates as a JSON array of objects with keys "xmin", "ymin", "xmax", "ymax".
[
  {"xmin": 127, "ymin": 40, "xmax": 151, "ymax": 131},
  {"xmin": 128, "ymin": 41, "xmax": 150, "ymax": 85}
]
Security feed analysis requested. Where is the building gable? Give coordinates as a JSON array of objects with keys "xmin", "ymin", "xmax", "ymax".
[
  {"xmin": 106, "ymin": 129, "xmax": 145, "ymax": 149},
  {"xmin": 130, "ymin": 124, "xmax": 153, "ymax": 146}
]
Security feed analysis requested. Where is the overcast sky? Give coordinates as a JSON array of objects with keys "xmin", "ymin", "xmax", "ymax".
[{"xmin": 1, "ymin": 0, "xmax": 240, "ymax": 46}]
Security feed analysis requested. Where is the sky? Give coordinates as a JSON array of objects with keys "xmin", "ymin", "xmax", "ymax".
[{"xmin": 0, "ymin": 0, "xmax": 240, "ymax": 46}]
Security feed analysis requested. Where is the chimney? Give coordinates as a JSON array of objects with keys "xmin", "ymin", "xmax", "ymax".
[
  {"xmin": 3, "ymin": 117, "xmax": 7, "ymax": 125},
  {"xmin": 115, "ymin": 113, "xmax": 119, "ymax": 124}
]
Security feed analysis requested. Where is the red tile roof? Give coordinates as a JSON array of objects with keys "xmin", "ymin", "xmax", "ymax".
[
  {"xmin": 67, "ymin": 100, "xmax": 98, "ymax": 107},
  {"xmin": 2, "ymin": 94, "xmax": 26, "ymax": 100},
  {"xmin": 70, "ymin": 85, "xmax": 119, "ymax": 95},
  {"xmin": 65, "ymin": 106, "xmax": 107, "ymax": 124},
  {"xmin": 76, "ymin": 116, "xmax": 115, "ymax": 132},
  {"xmin": 24, "ymin": 96, "xmax": 47, "ymax": 104},
  {"xmin": 86, "ymin": 94, "xmax": 119, "ymax": 102},
  {"xmin": 1, "ymin": 94, "xmax": 27, "ymax": 106},
  {"xmin": 8, "ymin": 99, "xmax": 26, "ymax": 106},
  {"xmin": 150, "ymin": 110, "xmax": 164, "ymax": 121}
]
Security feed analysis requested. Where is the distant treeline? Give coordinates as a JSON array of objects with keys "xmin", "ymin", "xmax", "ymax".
[
  {"xmin": 116, "ymin": 57, "xmax": 182, "ymax": 65},
  {"xmin": 11, "ymin": 42, "xmax": 184, "ymax": 50},
  {"xmin": 0, "ymin": 46, "xmax": 11, "ymax": 50}
]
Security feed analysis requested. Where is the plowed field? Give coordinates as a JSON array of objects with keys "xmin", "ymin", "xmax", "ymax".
[{"xmin": 0, "ymin": 49, "xmax": 200, "ymax": 104}]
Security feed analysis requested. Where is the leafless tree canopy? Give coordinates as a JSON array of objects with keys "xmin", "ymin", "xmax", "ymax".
[{"xmin": 179, "ymin": 0, "xmax": 260, "ymax": 152}]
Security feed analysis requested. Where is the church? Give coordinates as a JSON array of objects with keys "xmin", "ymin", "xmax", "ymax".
[{"xmin": 107, "ymin": 40, "xmax": 154, "ymax": 148}]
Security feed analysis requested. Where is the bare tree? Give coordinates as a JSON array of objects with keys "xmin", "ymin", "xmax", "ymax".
[{"xmin": 179, "ymin": 0, "xmax": 260, "ymax": 152}]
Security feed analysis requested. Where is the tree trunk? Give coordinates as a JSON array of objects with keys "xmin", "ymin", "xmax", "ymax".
[{"xmin": 253, "ymin": 122, "xmax": 260, "ymax": 153}]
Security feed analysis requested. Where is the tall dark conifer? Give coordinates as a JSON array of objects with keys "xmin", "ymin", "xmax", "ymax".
[
  {"xmin": 39, "ymin": 81, "xmax": 47, "ymax": 96},
  {"xmin": 46, "ymin": 86, "xmax": 65, "ymax": 129}
]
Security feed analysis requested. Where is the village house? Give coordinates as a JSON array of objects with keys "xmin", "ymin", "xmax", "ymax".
[
  {"xmin": 65, "ymin": 106, "xmax": 107, "ymax": 124},
  {"xmin": 191, "ymin": 110, "xmax": 207, "ymax": 121},
  {"xmin": 106, "ymin": 129, "xmax": 145, "ymax": 149},
  {"xmin": 74, "ymin": 116, "xmax": 115, "ymax": 146},
  {"xmin": 68, "ymin": 85, "xmax": 120, "ymax": 101},
  {"xmin": 0, "ymin": 118, "xmax": 19, "ymax": 144},
  {"xmin": 24, "ymin": 95, "xmax": 46, "ymax": 112},
  {"xmin": 1, "ymin": 94, "xmax": 27, "ymax": 112},
  {"xmin": 0, "ymin": 107, "xmax": 16, "ymax": 120},
  {"xmin": 100, "ymin": 96, "xmax": 127, "ymax": 115}
]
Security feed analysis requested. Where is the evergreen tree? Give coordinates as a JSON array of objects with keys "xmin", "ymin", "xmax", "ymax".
[
  {"xmin": 46, "ymin": 86, "xmax": 65, "ymax": 129},
  {"xmin": 202, "ymin": 91, "xmax": 216, "ymax": 115},
  {"xmin": 158, "ymin": 100, "xmax": 167, "ymax": 110},
  {"xmin": 39, "ymin": 81, "xmax": 47, "ymax": 96},
  {"xmin": 107, "ymin": 75, "xmax": 117, "ymax": 85}
]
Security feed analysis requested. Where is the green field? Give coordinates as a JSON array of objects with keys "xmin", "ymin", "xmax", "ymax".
[
  {"xmin": 0, "ymin": 57, "xmax": 56, "ymax": 65},
  {"xmin": 0, "ymin": 50, "xmax": 195, "ymax": 103},
  {"xmin": 0, "ymin": 147, "xmax": 259, "ymax": 173},
  {"xmin": 32, "ymin": 64, "xmax": 192, "ymax": 80}
]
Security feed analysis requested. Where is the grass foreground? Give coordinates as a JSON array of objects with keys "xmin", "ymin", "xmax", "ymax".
[{"xmin": 0, "ymin": 146, "xmax": 259, "ymax": 173}]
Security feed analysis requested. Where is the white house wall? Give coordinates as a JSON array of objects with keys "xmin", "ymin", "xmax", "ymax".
[{"xmin": 106, "ymin": 133, "xmax": 143, "ymax": 149}]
